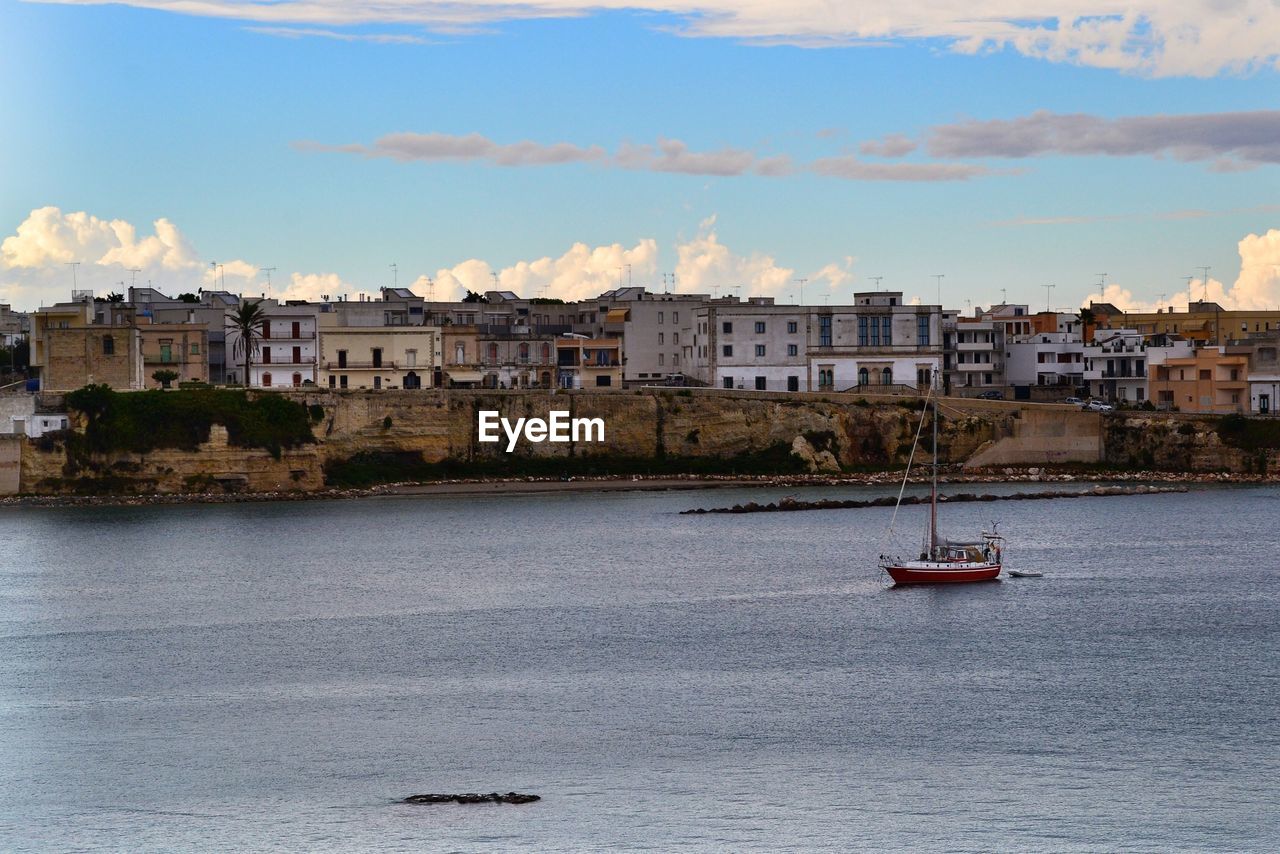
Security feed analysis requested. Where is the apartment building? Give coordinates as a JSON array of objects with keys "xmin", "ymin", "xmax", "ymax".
[
  {"xmin": 1005, "ymin": 332, "xmax": 1085, "ymax": 391},
  {"xmin": 943, "ymin": 314, "xmax": 1005, "ymax": 395},
  {"xmin": 225, "ymin": 302, "xmax": 319, "ymax": 388},
  {"xmin": 1083, "ymin": 328, "xmax": 1147, "ymax": 403},
  {"xmin": 684, "ymin": 292, "xmax": 941, "ymax": 393},
  {"xmin": 556, "ymin": 336, "xmax": 622, "ymax": 389},
  {"xmin": 1102, "ymin": 301, "xmax": 1280, "ymax": 345},
  {"xmin": 1150, "ymin": 346, "xmax": 1250, "ymax": 413},
  {"xmin": 31, "ymin": 296, "xmax": 144, "ymax": 390}
]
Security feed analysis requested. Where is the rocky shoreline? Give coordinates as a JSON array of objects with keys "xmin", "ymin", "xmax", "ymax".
[{"xmin": 0, "ymin": 467, "xmax": 1273, "ymax": 509}]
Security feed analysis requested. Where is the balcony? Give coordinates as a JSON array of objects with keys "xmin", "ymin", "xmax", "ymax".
[
  {"xmin": 323, "ymin": 361, "xmax": 401, "ymax": 370},
  {"xmin": 955, "ymin": 340, "xmax": 996, "ymax": 351}
]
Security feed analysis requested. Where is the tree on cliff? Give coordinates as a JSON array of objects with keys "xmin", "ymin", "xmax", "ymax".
[{"xmin": 227, "ymin": 301, "xmax": 267, "ymax": 387}]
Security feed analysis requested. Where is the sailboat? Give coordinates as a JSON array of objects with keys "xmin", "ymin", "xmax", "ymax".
[{"xmin": 878, "ymin": 372, "xmax": 1004, "ymax": 584}]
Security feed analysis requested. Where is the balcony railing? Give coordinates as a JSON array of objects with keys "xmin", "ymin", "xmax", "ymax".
[{"xmin": 324, "ymin": 361, "xmax": 401, "ymax": 370}]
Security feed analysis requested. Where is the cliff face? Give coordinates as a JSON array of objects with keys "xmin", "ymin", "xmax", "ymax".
[{"xmin": 10, "ymin": 389, "xmax": 1275, "ymax": 495}]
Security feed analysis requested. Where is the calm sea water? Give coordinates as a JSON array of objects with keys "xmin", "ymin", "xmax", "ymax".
[{"xmin": 1, "ymin": 483, "xmax": 1277, "ymax": 852}]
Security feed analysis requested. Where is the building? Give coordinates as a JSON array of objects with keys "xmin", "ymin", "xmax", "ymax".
[
  {"xmin": 1150, "ymin": 345, "xmax": 1250, "ymax": 413},
  {"xmin": 1229, "ymin": 333, "xmax": 1280, "ymax": 415},
  {"xmin": 1083, "ymin": 328, "xmax": 1147, "ymax": 403},
  {"xmin": 138, "ymin": 318, "xmax": 209, "ymax": 388},
  {"xmin": 943, "ymin": 313, "xmax": 1005, "ymax": 395},
  {"xmin": 317, "ymin": 325, "xmax": 441, "ymax": 390},
  {"xmin": 564, "ymin": 287, "xmax": 705, "ymax": 385},
  {"xmin": 556, "ymin": 336, "xmax": 622, "ymax": 389},
  {"xmin": 225, "ymin": 302, "xmax": 319, "ymax": 388},
  {"xmin": 30, "ymin": 296, "xmax": 144, "ymax": 391},
  {"xmin": 683, "ymin": 292, "xmax": 941, "ymax": 393},
  {"xmin": 1005, "ymin": 332, "xmax": 1085, "ymax": 392},
  {"xmin": 1100, "ymin": 301, "xmax": 1280, "ymax": 345},
  {"xmin": 0, "ymin": 303, "xmax": 27, "ymax": 348}
]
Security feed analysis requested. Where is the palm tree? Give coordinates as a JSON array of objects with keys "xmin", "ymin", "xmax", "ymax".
[{"xmin": 227, "ymin": 301, "xmax": 267, "ymax": 387}]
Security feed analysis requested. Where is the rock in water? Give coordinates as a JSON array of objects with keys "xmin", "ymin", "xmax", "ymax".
[{"xmin": 402, "ymin": 792, "xmax": 540, "ymax": 805}]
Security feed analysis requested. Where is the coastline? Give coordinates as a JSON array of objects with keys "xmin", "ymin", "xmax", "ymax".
[{"xmin": 1, "ymin": 467, "xmax": 1275, "ymax": 508}]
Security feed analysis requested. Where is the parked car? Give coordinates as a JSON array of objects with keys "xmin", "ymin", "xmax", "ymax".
[
  {"xmin": 1086, "ymin": 400, "xmax": 1114, "ymax": 412},
  {"xmin": 975, "ymin": 390, "xmax": 1004, "ymax": 400},
  {"xmin": 1064, "ymin": 397, "xmax": 1083, "ymax": 406}
]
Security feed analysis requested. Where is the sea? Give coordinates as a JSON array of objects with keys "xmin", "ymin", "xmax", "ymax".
[{"xmin": 1, "ymin": 482, "xmax": 1277, "ymax": 852}]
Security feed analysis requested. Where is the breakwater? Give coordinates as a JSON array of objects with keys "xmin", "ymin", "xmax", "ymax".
[{"xmin": 680, "ymin": 483, "xmax": 1190, "ymax": 514}]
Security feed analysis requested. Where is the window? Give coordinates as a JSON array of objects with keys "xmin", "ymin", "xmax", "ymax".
[
  {"xmin": 488, "ymin": 343, "xmax": 499, "ymax": 362},
  {"xmin": 755, "ymin": 322, "xmax": 766, "ymax": 334},
  {"xmin": 329, "ymin": 376, "xmax": 336, "ymax": 388},
  {"xmin": 190, "ymin": 343, "xmax": 200, "ymax": 355},
  {"xmin": 340, "ymin": 375, "xmax": 348, "ymax": 389},
  {"xmin": 262, "ymin": 322, "xmax": 270, "ymax": 339},
  {"xmin": 787, "ymin": 376, "xmax": 799, "ymax": 392},
  {"xmin": 787, "ymin": 321, "xmax": 798, "ymax": 334},
  {"xmin": 723, "ymin": 377, "xmax": 734, "ymax": 389},
  {"xmin": 672, "ymin": 312, "xmax": 678, "ymax": 323},
  {"xmin": 658, "ymin": 312, "xmax": 664, "ymax": 324},
  {"xmin": 292, "ymin": 373, "xmax": 302, "ymax": 387},
  {"xmin": 262, "ymin": 346, "xmax": 271, "ymax": 364},
  {"xmin": 291, "ymin": 321, "xmax": 301, "ymax": 339},
  {"xmin": 1199, "ymin": 369, "xmax": 1211, "ymax": 381},
  {"xmin": 406, "ymin": 349, "xmax": 417, "ymax": 367},
  {"xmin": 723, "ymin": 345, "xmax": 733, "ymax": 357},
  {"xmin": 541, "ymin": 343, "xmax": 551, "ymax": 360},
  {"xmin": 858, "ymin": 367, "xmax": 869, "ymax": 386},
  {"xmin": 723, "ymin": 322, "xmax": 733, "ymax": 334},
  {"xmin": 374, "ymin": 376, "xmax": 382, "ymax": 390},
  {"xmin": 755, "ymin": 345, "xmax": 766, "ymax": 357},
  {"xmin": 818, "ymin": 368, "xmax": 833, "ymax": 389},
  {"xmin": 819, "ymin": 315, "xmax": 832, "ymax": 347},
  {"xmin": 338, "ymin": 350, "xmax": 347, "ymax": 369},
  {"xmin": 673, "ymin": 333, "xmax": 679, "ymax": 345},
  {"xmin": 858, "ymin": 316, "xmax": 868, "ymax": 346},
  {"xmin": 372, "ymin": 348, "xmax": 383, "ymax": 368},
  {"xmin": 882, "ymin": 367, "xmax": 893, "ymax": 386},
  {"xmin": 595, "ymin": 375, "xmax": 612, "ymax": 387},
  {"xmin": 102, "ymin": 335, "xmax": 114, "ymax": 355},
  {"xmin": 672, "ymin": 354, "xmax": 679, "ymax": 367},
  {"xmin": 658, "ymin": 353, "xmax": 665, "ymax": 366},
  {"xmin": 870, "ymin": 317, "xmax": 880, "ymax": 346},
  {"xmin": 658, "ymin": 332, "xmax": 664, "ymax": 345},
  {"xmin": 917, "ymin": 316, "xmax": 930, "ymax": 346},
  {"xmin": 292, "ymin": 346, "xmax": 301, "ymax": 364},
  {"xmin": 261, "ymin": 372, "xmax": 272, "ymax": 387},
  {"xmin": 519, "ymin": 343, "xmax": 529, "ymax": 363},
  {"xmin": 787, "ymin": 344, "xmax": 798, "ymax": 357},
  {"xmin": 755, "ymin": 376, "xmax": 767, "ymax": 390},
  {"xmin": 882, "ymin": 316, "xmax": 892, "ymax": 345}
]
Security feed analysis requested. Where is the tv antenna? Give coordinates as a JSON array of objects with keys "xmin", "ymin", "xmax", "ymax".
[
  {"xmin": 262, "ymin": 267, "xmax": 277, "ymax": 298},
  {"xmin": 1184, "ymin": 276, "xmax": 1195, "ymax": 305},
  {"xmin": 127, "ymin": 268, "xmax": 142, "ymax": 289},
  {"xmin": 1044, "ymin": 283, "xmax": 1055, "ymax": 312},
  {"xmin": 1197, "ymin": 266, "xmax": 1211, "ymax": 301},
  {"xmin": 66, "ymin": 261, "xmax": 80, "ymax": 289},
  {"xmin": 390, "ymin": 263, "xmax": 398, "ymax": 289},
  {"xmin": 869, "ymin": 275, "xmax": 883, "ymax": 291},
  {"xmin": 932, "ymin": 274, "xmax": 945, "ymax": 306},
  {"xmin": 794, "ymin": 278, "xmax": 808, "ymax": 304}
]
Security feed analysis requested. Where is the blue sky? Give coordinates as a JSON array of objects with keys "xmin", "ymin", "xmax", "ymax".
[{"xmin": 1, "ymin": 0, "xmax": 1278, "ymax": 310}]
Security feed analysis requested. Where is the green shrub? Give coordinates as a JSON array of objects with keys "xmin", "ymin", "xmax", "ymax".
[{"xmin": 65, "ymin": 385, "xmax": 315, "ymax": 460}]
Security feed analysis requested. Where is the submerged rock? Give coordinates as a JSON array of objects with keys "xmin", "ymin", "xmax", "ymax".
[{"xmin": 402, "ymin": 792, "xmax": 540, "ymax": 805}]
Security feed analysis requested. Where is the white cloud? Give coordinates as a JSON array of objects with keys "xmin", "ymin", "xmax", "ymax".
[
  {"xmin": 279, "ymin": 271, "xmax": 351, "ymax": 302},
  {"xmin": 33, "ymin": 1, "xmax": 1280, "ymax": 77},
  {"xmin": 0, "ymin": 206, "xmax": 258, "ymax": 307},
  {"xmin": 1082, "ymin": 229, "xmax": 1280, "ymax": 311},
  {"xmin": 429, "ymin": 240, "xmax": 659, "ymax": 302}
]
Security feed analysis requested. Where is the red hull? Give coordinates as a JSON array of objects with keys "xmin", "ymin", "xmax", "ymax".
[{"xmin": 884, "ymin": 563, "xmax": 1002, "ymax": 584}]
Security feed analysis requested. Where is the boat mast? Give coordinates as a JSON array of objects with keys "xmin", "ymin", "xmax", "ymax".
[{"xmin": 930, "ymin": 369, "xmax": 939, "ymax": 556}]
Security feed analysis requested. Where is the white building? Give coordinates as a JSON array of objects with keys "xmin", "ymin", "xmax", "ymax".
[
  {"xmin": 1005, "ymin": 332, "xmax": 1085, "ymax": 389},
  {"xmin": 1083, "ymin": 328, "xmax": 1148, "ymax": 403},
  {"xmin": 225, "ymin": 302, "xmax": 319, "ymax": 388},
  {"xmin": 944, "ymin": 314, "xmax": 1005, "ymax": 395}
]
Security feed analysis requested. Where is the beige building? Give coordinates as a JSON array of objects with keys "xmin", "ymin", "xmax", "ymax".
[
  {"xmin": 31, "ymin": 299, "xmax": 143, "ymax": 391},
  {"xmin": 139, "ymin": 319, "xmax": 209, "ymax": 387},
  {"xmin": 1151, "ymin": 346, "xmax": 1250, "ymax": 413},
  {"xmin": 556, "ymin": 336, "xmax": 622, "ymax": 389},
  {"xmin": 317, "ymin": 326, "xmax": 441, "ymax": 390}
]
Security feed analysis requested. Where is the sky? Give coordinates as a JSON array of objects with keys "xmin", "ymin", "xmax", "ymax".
[{"xmin": 1, "ymin": 0, "xmax": 1278, "ymax": 312}]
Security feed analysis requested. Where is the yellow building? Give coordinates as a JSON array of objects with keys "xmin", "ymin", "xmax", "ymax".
[
  {"xmin": 138, "ymin": 319, "xmax": 209, "ymax": 388},
  {"xmin": 31, "ymin": 299, "xmax": 143, "ymax": 391},
  {"xmin": 317, "ymin": 326, "xmax": 441, "ymax": 390},
  {"xmin": 1099, "ymin": 301, "xmax": 1280, "ymax": 345},
  {"xmin": 1150, "ymin": 346, "xmax": 1250, "ymax": 413},
  {"xmin": 556, "ymin": 336, "xmax": 622, "ymax": 389}
]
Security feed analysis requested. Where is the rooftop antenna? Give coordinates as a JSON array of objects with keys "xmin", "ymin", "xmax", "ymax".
[
  {"xmin": 210, "ymin": 261, "xmax": 217, "ymax": 289},
  {"xmin": 965, "ymin": 298, "xmax": 972, "ymax": 316},
  {"xmin": 710, "ymin": 284, "xmax": 719, "ymax": 299},
  {"xmin": 66, "ymin": 261, "xmax": 80, "ymax": 289},
  {"xmin": 1095, "ymin": 272, "xmax": 1108, "ymax": 291},
  {"xmin": 1184, "ymin": 276, "xmax": 1195, "ymax": 306},
  {"xmin": 1000, "ymin": 287, "xmax": 1007, "ymax": 305},
  {"xmin": 127, "ymin": 268, "xmax": 141, "ymax": 289},
  {"xmin": 870, "ymin": 275, "xmax": 883, "ymax": 292},
  {"xmin": 794, "ymin": 278, "xmax": 808, "ymax": 305},
  {"xmin": 1157, "ymin": 292, "xmax": 1167, "ymax": 312},
  {"xmin": 1197, "ymin": 266, "xmax": 1211, "ymax": 301},
  {"xmin": 390, "ymin": 263, "xmax": 398, "ymax": 289},
  {"xmin": 1044, "ymin": 283, "xmax": 1055, "ymax": 312},
  {"xmin": 262, "ymin": 267, "xmax": 277, "ymax": 298},
  {"xmin": 426, "ymin": 276, "xmax": 435, "ymax": 301},
  {"xmin": 490, "ymin": 271, "xmax": 499, "ymax": 290},
  {"xmin": 625, "ymin": 263, "xmax": 632, "ymax": 287},
  {"xmin": 216, "ymin": 263, "xmax": 225, "ymax": 290},
  {"xmin": 932, "ymin": 274, "xmax": 945, "ymax": 306}
]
